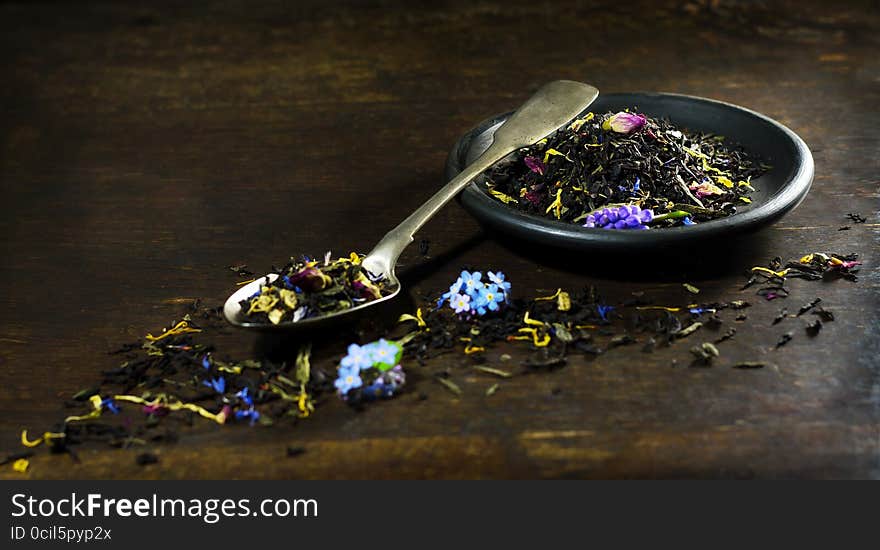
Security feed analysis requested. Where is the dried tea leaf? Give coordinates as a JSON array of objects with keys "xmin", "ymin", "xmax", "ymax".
[
  {"xmin": 690, "ymin": 342, "xmax": 720, "ymax": 365},
  {"xmin": 294, "ymin": 343, "xmax": 312, "ymax": 386},
  {"xmin": 435, "ymin": 376, "xmax": 462, "ymax": 396},
  {"xmin": 473, "ymin": 366, "xmax": 513, "ymax": 378},
  {"xmin": 675, "ymin": 322, "xmax": 702, "ymax": 338},
  {"xmin": 812, "ymin": 307, "xmax": 834, "ymax": 322},
  {"xmin": 772, "ymin": 308, "xmax": 788, "ymax": 325},
  {"xmin": 796, "ymin": 298, "xmax": 821, "ymax": 316},
  {"xmin": 732, "ymin": 361, "xmax": 770, "ymax": 369},
  {"xmin": 775, "ymin": 332, "xmax": 793, "ymax": 348},
  {"xmin": 714, "ymin": 328, "xmax": 736, "ymax": 344}
]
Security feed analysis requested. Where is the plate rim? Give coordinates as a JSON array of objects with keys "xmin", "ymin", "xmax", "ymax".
[{"xmin": 446, "ymin": 91, "xmax": 814, "ymax": 249}]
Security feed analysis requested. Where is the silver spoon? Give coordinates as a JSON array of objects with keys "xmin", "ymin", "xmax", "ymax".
[{"xmin": 224, "ymin": 80, "xmax": 599, "ymax": 330}]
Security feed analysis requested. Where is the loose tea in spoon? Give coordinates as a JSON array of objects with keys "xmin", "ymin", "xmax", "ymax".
[{"xmin": 239, "ymin": 252, "xmax": 392, "ymax": 325}]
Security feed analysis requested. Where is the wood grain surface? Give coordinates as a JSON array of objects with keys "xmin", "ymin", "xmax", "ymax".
[{"xmin": 1, "ymin": 0, "xmax": 878, "ymax": 479}]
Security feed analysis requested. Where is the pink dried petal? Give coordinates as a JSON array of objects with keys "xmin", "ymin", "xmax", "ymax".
[
  {"xmin": 524, "ymin": 156, "xmax": 546, "ymax": 175},
  {"xmin": 524, "ymin": 190, "xmax": 542, "ymax": 205}
]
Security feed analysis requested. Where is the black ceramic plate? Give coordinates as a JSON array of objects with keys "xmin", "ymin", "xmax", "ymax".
[{"xmin": 446, "ymin": 93, "xmax": 813, "ymax": 251}]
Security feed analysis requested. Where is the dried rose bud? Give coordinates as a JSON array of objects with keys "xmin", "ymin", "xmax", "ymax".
[
  {"xmin": 288, "ymin": 266, "xmax": 332, "ymax": 292},
  {"xmin": 689, "ymin": 181, "xmax": 725, "ymax": 199},
  {"xmin": 602, "ymin": 112, "xmax": 647, "ymax": 134}
]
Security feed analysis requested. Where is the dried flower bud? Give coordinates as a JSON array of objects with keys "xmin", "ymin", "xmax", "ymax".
[
  {"xmin": 602, "ymin": 112, "xmax": 647, "ymax": 134},
  {"xmin": 688, "ymin": 181, "xmax": 725, "ymax": 199}
]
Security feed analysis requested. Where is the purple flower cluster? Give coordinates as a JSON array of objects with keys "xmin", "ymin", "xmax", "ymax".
[{"xmin": 583, "ymin": 205, "xmax": 653, "ymax": 230}]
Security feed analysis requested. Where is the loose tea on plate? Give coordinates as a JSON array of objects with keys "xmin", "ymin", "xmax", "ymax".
[{"xmin": 482, "ymin": 110, "xmax": 768, "ymax": 228}]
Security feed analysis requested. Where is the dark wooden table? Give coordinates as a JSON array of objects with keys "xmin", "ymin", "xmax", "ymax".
[{"xmin": 1, "ymin": 0, "xmax": 878, "ymax": 479}]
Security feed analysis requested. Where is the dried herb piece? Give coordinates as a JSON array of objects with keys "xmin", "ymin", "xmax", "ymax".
[
  {"xmin": 805, "ymin": 319, "xmax": 823, "ymax": 337},
  {"xmin": 714, "ymin": 328, "xmax": 736, "ymax": 344},
  {"xmin": 473, "ymin": 365, "xmax": 513, "ymax": 378},
  {"xmin": 435, "ymin": 376, "xmax": 462, "ymax": 396},
  {"xmin": 846, "ymin": 212, "xmax": 867, "ymax": 224},
  {"xmin": 675, "ymin": 322, "xmax": 702, "ymax": 338},
  {"xmin": 524, "ymin": 347, "xmax": 567, "ymax": 368},
  {"xmin": 732, "ymin": 361, "xmax": 769, "ymax": 369},
  {"xmin": 228, "ymin": 264, "xmax": 254, "ymax": 277},
  {"xmin": 72, "ymin": 387, "xmax": 100, "ymax": 401},
  {"xmin": 812, "ymin": 307, "xmax": 835, "ymax": 322},
  {"xmin": 0, "ymin": 450, "xmax": 34, "ymax": 466},
  {"xmin": 485, "ymin": 384, "xmax": 500, "ymax": 397},
  {"xmin": 796, "ymin": 298, "xmax": 821, "ymax": 316},
  {"xmin": 772, "ymin": 309, "xmax": 788, "ymax": 325},
  {"xmin": 775, "ymin": 332, "xmax": 793, "ymax": 348},
  {"xmin": 690, "ymin": 342, "xmax": 720, "ymax": 365}
]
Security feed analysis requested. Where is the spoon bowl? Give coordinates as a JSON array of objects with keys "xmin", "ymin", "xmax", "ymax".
[{"xmin": 223, "ymin": 272, "xmax": 403, "ymax": 331}]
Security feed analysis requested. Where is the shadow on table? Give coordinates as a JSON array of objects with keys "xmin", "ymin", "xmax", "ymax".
[
  {"xmin": 492, "ymin": 228, "xmax": 777, "ymax": 282},
  {"xmin": 251, "ymin": 227, "xmax": 775, "ymax": 359}
]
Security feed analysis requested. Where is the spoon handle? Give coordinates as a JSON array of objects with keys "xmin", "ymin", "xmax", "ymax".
[{"xmin": 363, "ymin": 80, "xmax": 599, "ymax": 277}]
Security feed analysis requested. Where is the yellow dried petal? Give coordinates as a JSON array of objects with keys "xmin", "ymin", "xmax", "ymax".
[
  {"xmin": 489, "ymin": 188, "xmax": 518, "ymax": 204},
  {"xmin": 715, "ymin": 175, "xmax": 735, "ymax": 188},
  {"xmin": 464, "ymin": 344, "xmax": 485, "ymax": 354},
  {"xmin": 279, "ymin": 289, "xmax": 298, "ymax": 309},
  {"xmin": 557, "ymin": 291, "xmax": 571, "ymax": 312},
  {"xmin": 542, "ymin": 148, "xmax": 569, "ymax": 164},
  {"xmin": 267, "ymin": 309, "xmax": 285, "ymax": 325},
  {"xmin": 247, "ymin": 293, "xmax": 279, "ymax": 314}
]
